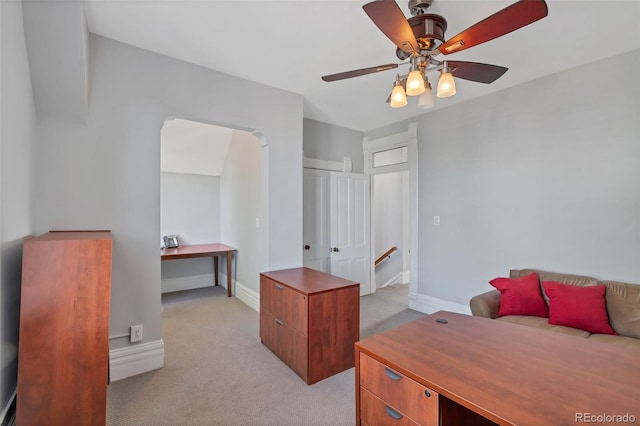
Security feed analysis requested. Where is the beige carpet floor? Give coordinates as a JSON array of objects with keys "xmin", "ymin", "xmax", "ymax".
[{"xmin": 106, "ymin": 284, "xmax": 425, "ymax": 425}]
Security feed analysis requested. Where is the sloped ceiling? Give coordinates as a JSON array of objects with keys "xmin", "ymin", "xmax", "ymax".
[
  {"xmin": 161, "ymin": 119, "xmax": 233, "ymax": 176},
  {"xmin": 83, "ymin": 1, "xmax": 640, "ymax": 132}
]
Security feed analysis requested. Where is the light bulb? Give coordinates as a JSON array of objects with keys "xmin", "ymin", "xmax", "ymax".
[
  {"xmin": 390, "ymin": 77, "xmax": 407, "ymax": 108},
  {"xmin": 437, "ymin": 71, "xmax": 456, "ymax": 98},
  {"xmin": 405, "ymin": 70, "xmax": 425, "ymax": 96}
]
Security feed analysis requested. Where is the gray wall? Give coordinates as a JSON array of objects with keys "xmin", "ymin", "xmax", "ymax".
[
  {"xmin": 0, "ymin": 0, "xmax": 36, "ymax": 413},
  {"xmin": 220, "ymin": 131, "xmax": 263, "ymax": 289},
  {"xmin": 367, "ymin": 49, "xmax": 640, "ymax": 306},
  {"xmin": 303, "ymin": 118, "xmax": 365, "ymax": 173},
  {"xmin": 32, "ymin": 34, "xmax": 303, "ymax": 351}
]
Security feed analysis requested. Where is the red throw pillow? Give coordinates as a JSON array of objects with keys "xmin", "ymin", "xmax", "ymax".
[
  {"xmin": 489, "ymin": 273, "xmax": 548, "ymax": 318},
  {"xmin": 541, "ymin": 281, "xmax": 617, "ymax": 335}
]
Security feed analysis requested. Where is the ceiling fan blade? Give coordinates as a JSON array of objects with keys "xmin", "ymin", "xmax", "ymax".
[
  {"xmin": 321, "ymin": 64, "xmax": 399, "ymax": 82},
  {"xmin": 363, "ymin": 0, "xmax": 418, "ymax": 54},
  {"xmin": 438, "ymin": 0, "xmax": 548, "ymax": 55},
  {"xmin": 447, "ymin": 61, "xmax": 508, "ymax": 84}
]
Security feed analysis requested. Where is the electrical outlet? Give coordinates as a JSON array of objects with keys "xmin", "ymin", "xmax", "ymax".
[{"xmin": 130, "ymin": 325, "xmax": 143, "ymax": 343}]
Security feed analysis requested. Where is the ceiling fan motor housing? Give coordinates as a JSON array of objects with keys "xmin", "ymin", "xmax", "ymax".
[{"xmin": 396, "ymin": 14, "xmax": 447, "ymax": 59}]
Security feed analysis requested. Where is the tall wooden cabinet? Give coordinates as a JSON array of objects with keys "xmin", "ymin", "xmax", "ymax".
[
  {"xmin": 17, "ymin": 231, "xmax": 112, "ymax": 425},
  {"xmin": 260, "ymin": 267, "xmax": 360, "ymax": 384}
]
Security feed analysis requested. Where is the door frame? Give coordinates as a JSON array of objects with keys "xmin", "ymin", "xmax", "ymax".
[{"xmin": 363, "ymin": 122, "xmax": 419, "ymax": 308}]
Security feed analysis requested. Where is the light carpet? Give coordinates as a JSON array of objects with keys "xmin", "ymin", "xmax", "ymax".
[{"xmin": 106, "ymin": 284, "xmax": 425, "ymax": 425}]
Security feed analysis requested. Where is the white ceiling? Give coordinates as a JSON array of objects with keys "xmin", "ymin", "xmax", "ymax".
[{"xmin": 85, "ymin": 0, "xmax": 640, "ymax": 132}]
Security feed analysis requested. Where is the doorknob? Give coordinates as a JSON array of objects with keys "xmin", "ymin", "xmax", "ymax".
[
  {"xmin": 331, "ymin": 247, "xmax": 340, "ymax": 252},
  {"xmin": 304, "ymin": 245, "xmax": 310, "ymax": 250}
]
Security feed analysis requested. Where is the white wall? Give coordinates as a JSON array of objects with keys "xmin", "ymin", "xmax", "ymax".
[
  {"xmin": 32, "ymin": 34, "xmax": 303, "ymax": 355},
  {"xmin": 373, "ymin": 171, "xmax": 405, "ymax": 287},
  {"xmin": 366, "ymin": 49, "xmax": 640, "ymax": 307},
  {"xmin": 160, "ymin": 172, "xmax": 221, "ymax": 280},
  {"xmin": 160, "ymin": 172, "xmax": 220, "ymax": 245},
  {"xmin": 0, "ymin": 0, "xmax": 36, "ymax": 415},
  {"xmin": 220, "ymin": 130, "xmax": 263, "ymax": 291}
]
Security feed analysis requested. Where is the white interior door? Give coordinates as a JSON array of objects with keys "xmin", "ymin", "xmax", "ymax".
[
  {"xmin": 303, "ymin": 169, "xmax": 372, "ymax": 295},
  {"xmin": 330, "ymin": 172, "xmax": 371, "ymax": 296},
  {"xmin": 303, "ymin": 169, "xmax": 330, "ymax": 273}
]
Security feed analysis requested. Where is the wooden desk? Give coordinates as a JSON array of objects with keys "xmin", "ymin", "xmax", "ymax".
[
  {"xmin": 355, "ymin": 311, "xmax": 639, "ymax": 425},
  {"xmin": 161, "ymin": 243, "xmax": 236, "ymax": 297}
]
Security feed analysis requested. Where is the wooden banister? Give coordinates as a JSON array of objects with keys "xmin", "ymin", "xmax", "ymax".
[{"xmin": 375, "ymin": 246, "xmax": 398, "ymax": 266}]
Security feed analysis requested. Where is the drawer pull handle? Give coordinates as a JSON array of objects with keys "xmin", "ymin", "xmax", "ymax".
[
  {"xmin": 275, "ymin": 318, "xmax": 284, "ymax": 326},
  {"xmin": 275, "ymin": 284, "xmax": 284, "ymax": 290},
  {"xmin": 425, "ymin": 389, "xmax": 431, "ymax": 397},
  {"xmin": 384, "ymin": 368, "xmax": 402, "ymax": 381},
  {"xmin": 385, "ymin": 406, "xmax": 403, "ymax": 420}
]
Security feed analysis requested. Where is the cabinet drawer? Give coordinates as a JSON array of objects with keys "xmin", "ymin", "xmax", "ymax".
[
  {"xmin": 260, "ymin": 276, "xmax": 308, "ymax": 334},
  {"xmin": 361, "ymin": 387, "xmax": 418, "ymax": 426},
  {"xmin": 360, "ymin": 353, "xmax": 438, "ymax": 426},
  {"xmin": 260, "ymin": 309, "xmax": 308, "ymax": 380}
]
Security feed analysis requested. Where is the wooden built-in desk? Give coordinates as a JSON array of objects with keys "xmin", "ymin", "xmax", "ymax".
[{"xmin": 161, "ymin": 243, "xmax": 236, "ymax": 297}]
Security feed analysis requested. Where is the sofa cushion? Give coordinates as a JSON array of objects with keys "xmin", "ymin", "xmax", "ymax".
[
  {"xmin": 489, "ymin": 273, "xmax": 548, "ymax": 318},
  {"xmin": 586, "ymin": 333, "xmax": 640, "ymax": 350},
  {"xmin": 510, "ymin": 269, "xmax": 600, "ymax": 302},
  {"xmin": 542, "ymin": 281, "xmax": 616, "ymax": 335},
  {"xmin": 602, "ymin": 281, "xmax": 640, "ymax": 339},
  {"xmin": 496, "ymin": 315, "xmax": 591, "ymax": 338}
]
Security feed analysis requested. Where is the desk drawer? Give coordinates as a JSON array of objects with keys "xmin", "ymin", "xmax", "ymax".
[
  {"xmin": 360, "ymin": 387, "xmax": 418, "ymax": 426},
  {"xmin": 360, "ymin": 353, "xmax": 438, "ymax": 426}
]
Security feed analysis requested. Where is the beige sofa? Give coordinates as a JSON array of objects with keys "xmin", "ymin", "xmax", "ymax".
[{"xmin": 470, "ymin": 268, "xmax": 640, "ymax": 350}]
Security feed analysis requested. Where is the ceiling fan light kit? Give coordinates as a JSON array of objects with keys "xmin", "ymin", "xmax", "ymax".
[
  {"xmin": 436, "ymin": 63, "xmax": 456, "ymax": 98},
  {"xmin": 390, "ymin": 75, "xmax": 408, "ymax": 108},
  {"xmin": 418, "ymin": 79, "xmax": 435, "ymax": 109},
  {"xmin": 321, "ymin": 0, "xmax": 548, "ymax": 110}
]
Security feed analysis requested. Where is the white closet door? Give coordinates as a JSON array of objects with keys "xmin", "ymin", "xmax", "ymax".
[{"xmin": 303, "ymin": 169, "xmax": 331, "ymax": 273}]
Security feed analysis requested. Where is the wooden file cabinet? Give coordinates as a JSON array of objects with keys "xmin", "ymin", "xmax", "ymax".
[
  {"xmin": 17, "ymin": 231, "xmax": 112, "ymax": 425},
  {"xmin": 259, "ymin": 267, "xmax": 359, "ymax": 384}
]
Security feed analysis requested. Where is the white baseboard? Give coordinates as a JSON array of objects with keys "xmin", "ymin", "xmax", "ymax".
[
  {"xmin": 234, "ymin": 279, "xmax": 259, "ymax": 313},
  {"xmin": 378, "ymin": 271, "xmax": 410, "ymax": 288},
  {"xmin": 1, "ymin": 389, "xmax": 16, "ymax": 426},
  {"xmin": 161, "ymin": 273, "xmax": 214, "ymax": 293},
  {"xmin": 414, "ymin": 294, "xmax": 471, "ymax": 315},
  {"xmin": 109, "ymin": 339, "xmax": 165, "ymax": 382}
]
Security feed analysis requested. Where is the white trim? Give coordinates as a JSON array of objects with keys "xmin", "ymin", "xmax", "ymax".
[
  {"xmin": 378, "ymin": 271, "xmax": 410, "ymax": 288},
  {"xmin": 303, "ymin": 157, "xmax": 352, "ymax": 173},
  {"xmin": 0, "ymin": 389, "xmax": 16, "ymax": 426},
  {"xmin": 414, "ymin": 294, "xmax": 471, "ymax": 316},
  {"xmin": 109, "ymin": 339, "xmax": 165, "ymax": 382},
  {"xmin": 234, "ymin": 279, "xmax": 260, "ymax": 313},
  {"xmin": 364, "ymin": 123, "xmax": 418, "ymax": 300},
  {"xmin": 161, "ymin": 273, "xmax": 215, "ymax": 293}
]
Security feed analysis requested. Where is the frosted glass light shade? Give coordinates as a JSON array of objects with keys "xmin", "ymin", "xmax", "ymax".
[
  {"xmin": 405, "ymin": 70, "xmax": 425, "ymax": 96},
  {"xmin": 390, "ymin": 84, "xmax": 407, "ymax": 108},
  {"xmin": 437, "ymin": 72, "xmax": 456, "ymax": 98},
  {"xmin": 418, "ymin": 86, "xmax": 434, "ymax": 109}
]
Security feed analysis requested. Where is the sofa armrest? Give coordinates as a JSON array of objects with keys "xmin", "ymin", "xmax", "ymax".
[{"xmin": 469, "ymin": 290, "xmax": 501, "ymax": 319}]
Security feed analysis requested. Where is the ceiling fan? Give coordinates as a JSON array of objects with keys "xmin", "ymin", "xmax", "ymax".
[{"xmin": 321, "ymin": 0, "xmax": 548, "ymax": 109}]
